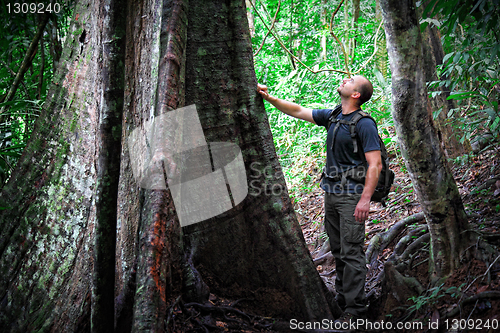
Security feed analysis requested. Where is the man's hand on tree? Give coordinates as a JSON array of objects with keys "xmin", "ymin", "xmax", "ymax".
[{"xmin": 257, "ymin": 83, "xmax": 272, "ymax": 101}]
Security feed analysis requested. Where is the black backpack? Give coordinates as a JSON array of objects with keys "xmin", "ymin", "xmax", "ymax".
[{"xmin": 323, "ymin": 105, "xmax": 395, "ymax": 205}]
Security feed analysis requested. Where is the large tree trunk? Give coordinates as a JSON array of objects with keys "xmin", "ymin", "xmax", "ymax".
[
  {"xmin": 181, "ymin": 0, "xmax": 334, "ymax": 320},
  {"xmin": 380, "ymin": 0, "xmax": 471, "ymax": 282},
  {"xmin": 0, "ymin": 0, "xmax": 334, "ymax": 331}
]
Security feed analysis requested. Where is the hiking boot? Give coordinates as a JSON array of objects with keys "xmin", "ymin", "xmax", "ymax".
[{"xmin": 332, "ymin": 312, "xmax": 363, "ymax": 331}]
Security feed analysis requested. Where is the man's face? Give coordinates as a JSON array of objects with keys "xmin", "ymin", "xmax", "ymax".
[{"xmin": 337, "ymin": 77, "xmax": 357, "ymax": 97}]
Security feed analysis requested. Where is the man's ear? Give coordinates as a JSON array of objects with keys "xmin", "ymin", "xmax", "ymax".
[{"xmin": 351, "ymin": 91, "xmax": 361, "ymax": 99}]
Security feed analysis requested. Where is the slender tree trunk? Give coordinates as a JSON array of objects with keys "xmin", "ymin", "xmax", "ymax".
[
  {"xmin": 375, "ymin": 0, "xmax": 388, "ymax": 79},
  {"xmin": 0, "ymin": 13, "xmax": 49, "ymax": 107},
  {"xmin": 350, "ymin": 0, "xmax": 360, "ymax": 62},
  {"xmin": 0, "ymin": 0, "xmax": 335, "ymax": 331},
  {"xmin": 380, "ymin": 0, "xmax": 471, "ymax": 282},
  {"xmin": 321, "ymin": 0, "xmax": 327, "ymax": 61},
  {"xmin": 421, "ymin": 23, "xmax": 472, "ymax": 158},
  {"xmin": 92, "ymin": 0, "xmax": 126, "ymax": 330},
  {"xmin": 245, "ymin": 0, "xmax": 255, "ymax": 37},
  {"xmin": 344, "ymin": 0, "xmax": 350, "ymax": 60},
  {"xmin": 37, "ymin": 35, "xmax": 45, "ymax": 99}
]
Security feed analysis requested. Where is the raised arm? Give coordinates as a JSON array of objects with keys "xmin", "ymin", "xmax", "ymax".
[{"xmin": 257, "ymin": 84, "xmax": 315, "ymax": 124}]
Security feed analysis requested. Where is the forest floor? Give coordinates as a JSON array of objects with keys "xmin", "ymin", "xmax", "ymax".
[
  {"xmin": 294, "ymin": 146, "xmax": 500, "ymax": 332},
  {"xmin": 172, "ymin": 147, "xmax": 500, "ymax": 332}
]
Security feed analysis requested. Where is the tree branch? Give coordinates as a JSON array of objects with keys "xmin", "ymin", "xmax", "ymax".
[
  {"xmin": 249, "ymin": 0, "xmax": 350, "ymax": 75},
  {"xmin": 329, "ymin": 0, "xmax": 350, "ymax": 75},
  {"xmin": 253, "ymin": 0, "xmax": 280, "ymax": 57}
]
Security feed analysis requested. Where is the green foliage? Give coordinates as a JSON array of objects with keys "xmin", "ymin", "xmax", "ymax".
[
  {"xmin": 0, "ymin": 99, "xmax": 41, "ymax": 183},
  {"xmin": 407, "ymin": 283, "xmax": 465, "ymax": 316},
  {"xmin": 0, "ymin": 1, "xmax": 74, "ymax": 186},
  {"xmin": 423, "ymin": 0, "xmax": 500, "ymax": 143},
  {"xmin": 250, "ymin": 0, "xmax": 395, "ymax": 195}
]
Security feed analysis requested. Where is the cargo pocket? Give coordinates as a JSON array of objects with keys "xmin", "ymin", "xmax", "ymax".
[{"xmin": 344, "ymin": 221, "xmax": 365, "ymax": 243}]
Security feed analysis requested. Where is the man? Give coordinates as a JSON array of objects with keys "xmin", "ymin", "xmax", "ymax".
[{"xmin": 257, "ymin": 76, "xmax": 382, "ymax": 323}]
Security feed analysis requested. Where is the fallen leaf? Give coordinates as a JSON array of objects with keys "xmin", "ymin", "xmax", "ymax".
[
  {"xmin": 431, "ymin": 309, "xmax": 440, "ymax": 323},
  {"xmin": 477, "ymin": 284, "xmax": 489, "ymax": 293},
  {"xmin": 494, "ymin": 180, "xmax": 500, "ymax": 196}
]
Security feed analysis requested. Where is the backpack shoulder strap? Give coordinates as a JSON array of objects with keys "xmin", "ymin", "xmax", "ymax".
[
  {"xmin": 349, "ymin": 110, "xmax": 376, "ymax": 154},
  {"xmin": 326, "ymin": 104, "xmax": 342, "ymax": 131}
]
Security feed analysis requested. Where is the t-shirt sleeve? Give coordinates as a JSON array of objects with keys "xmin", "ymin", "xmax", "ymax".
[
  {"xmin": 357, "ymin": 117, "xmax": 381, "ymax": 153},
  {"xmin": 312, "ymin": 109, "xmax": 332, "ymax": 128}
]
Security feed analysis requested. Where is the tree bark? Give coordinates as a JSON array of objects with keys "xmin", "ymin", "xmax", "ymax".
[
  {"xmin": 0, "ymin": 0, "xmax": 98, "ymax": 330},
  {"xmin": 0, "ymin": 0, "xmax": 334, "ymax": 331},
  {"xmin": 380, "ymin": 0, "xmax": 471, "ymax": 282},
  {"xmin": 181, "ymin": 0, "xmax": 334, "ymax": 321},
  {"xmin": 92, "ymin": 0, "xmax": 126, "ymax": 330}
]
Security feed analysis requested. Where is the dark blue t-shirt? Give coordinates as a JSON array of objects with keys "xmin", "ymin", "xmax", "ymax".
[{"xmin": 313, "ymin": 108, "xmax": 380, "ymax": 194}]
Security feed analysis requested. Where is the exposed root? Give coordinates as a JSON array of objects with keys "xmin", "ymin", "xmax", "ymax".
[
  {"xmin": 165, "ymin": 296, "xmax": 182, "ymax": 331},
  {"xmin": 400, "ymin": 233, "xmax": 430, "ymax": 262},
  {"xmin": 182, "ymin": 254, "xmax": 210, "ymax": 303},
  {"xmin": 184, "ymin": 302, "xmax": 253, "ymax": 323},
  {"xmin": 442, "ymin": 291, "xmax": 500, "ymax": 319},
  {"xmin": 171, "ymin": 298, "xmax": 293, "ymax": 332},
  {"xmin": 313, "ymin": 252, "xmax": 334, "ymax": 265},
  {"xmin": 366, "ymin": 212, "xmax": 425, "ymax": 266}
]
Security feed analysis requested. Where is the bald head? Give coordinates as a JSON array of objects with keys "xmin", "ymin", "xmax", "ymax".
[{"xmin": 353, "ymin": 75, "xmax": 373, "ymax": 106}]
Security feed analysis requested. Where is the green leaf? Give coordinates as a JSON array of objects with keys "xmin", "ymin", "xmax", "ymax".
[
  {"xmin": 443, "ymin": 52, "xmax": 454, "ymax": 63},
  {"xmin": 483, "ymin": 108, "xmax": 497, "ymax": 119},
  {"xmin": 490, "ymin": 117, "xmax": 500, "ymax": 131},
  {"xmin": 447, "ymin": 91, "xmax": 477, "ymax": 100},
  {"xmin": 433, "ymin": 107, "xmax": 443, "ymax": 119}
]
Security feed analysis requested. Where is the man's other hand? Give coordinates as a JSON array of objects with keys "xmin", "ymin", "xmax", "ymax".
[{"xmin": 354, "ymin": 197, "xmax": 370, "ymax": 223}]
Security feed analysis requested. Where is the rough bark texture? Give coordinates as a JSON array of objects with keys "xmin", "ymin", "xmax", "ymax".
[
  {"xmin": 0, "ymin": 0, "xmax": 97, "ymax": 330},
  {"xmin": 0, "ymin": 0, "xmax": 334, "ymax": 331},
  {"xmin": 181, "ymin": 0, "xmax": 334, "ymax": 321},
  {"xmin": 380, "ymin": 0, "xmax": 471, "ymax": 281},
  {"xmin": 115, "ymin": 0, "xmax": 186, "ymax": 330},
  {"xmin": 92, "ymin": 0, "xmax": 126, "ymax": 331}
]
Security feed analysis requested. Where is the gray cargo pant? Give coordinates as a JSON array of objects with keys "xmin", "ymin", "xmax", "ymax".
[{"xmin": 324, "ymin": 192, "xmax": 367, "ymax": 317}]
